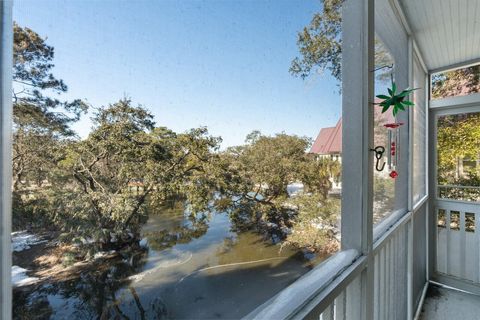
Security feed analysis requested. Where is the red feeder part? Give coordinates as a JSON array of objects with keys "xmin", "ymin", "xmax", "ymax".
[
  {"xmin": 389, "ymin": 170, "xmax": 398, "ymax": 179},
  {"xmin": 384, "ymin": 122, "xmax": 404, "ymax": 129}
]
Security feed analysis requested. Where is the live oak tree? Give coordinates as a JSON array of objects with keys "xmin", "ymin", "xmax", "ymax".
[
  {"xmin": 11, "ymin": 24, "xmax": 342, "ymax": 254},
  {"xmin": 284, "ymin": 194, "xmax": 340, "ymax": 253},
  {"xmin": 213, "ymin": 132, "xmax": 340, "ymax": 251},
  {"xmin": 12, "ymin": 23, "xmax": 87, "ymax": 190},
  {"xmin": 289, "ymin": 0, "xmax": 394, "ymax": 83},
  {"xmin": 12, "ymin": 23, "xmax": 88, "ymax": 228},
  {"xmin": 289, "ymin": 0, "xmax": 343, "ymax": 81},
  {"xmin": 215, "ymin": 133, "xmax": 311, "ymax": 229},
  {"xmin": 58, "ymin": 99, "xmax": 220, "ymax": 248},
  {"xmin": 14, "ymin": 97, "xmax": 339, "ymax": 252}
]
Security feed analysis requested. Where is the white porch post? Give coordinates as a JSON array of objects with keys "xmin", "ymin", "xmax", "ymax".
[
  {"xmin": 0, "ymin": 1, "xmax": 13, "ymax": 319},
  {"xmin": 341, "ymin": 0, "xmax": 374, "ymax": 319}
]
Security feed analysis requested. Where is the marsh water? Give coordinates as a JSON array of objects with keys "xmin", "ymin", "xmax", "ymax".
[{"xmin": 14, "ymin": 206, "xmax": 326, "ymax": 319}]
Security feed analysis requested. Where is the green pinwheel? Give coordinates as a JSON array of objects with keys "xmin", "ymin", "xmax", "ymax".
[{"xmin": 375, "ymin": 82, "xmax": 417, "ymax": 116}]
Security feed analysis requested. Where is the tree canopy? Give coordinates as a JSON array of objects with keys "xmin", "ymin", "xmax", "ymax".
[
  {"xmin": 437, "ymin": 113, "xmax": 480, "ymax": 201},
  {"xmin": 289, "ymin": 0, "xmax": 394, "ymax": 84},
  {"xmin": 291, "ymin": 1, "xmax": 480, "ymax": 100},
  {"xmin": 289, "ymin": 0, "xmax": 342, "ymax": 81},
  {"xmin": 12, "ymin": 23, "xmax": 88, "ymax": 195},
  {"xmin": 13, "ymin": 22, "xmax": 87, "ymax": 135},
  {"xmin": 53, "ymin": 99, "xmax": 221, "ymax": 248},
  {"xmin": 432, "ymin": 65, "xmax": 480, "ymax": 99},
  {"xmin": 437, "ymin": 113, "xmax": 480, "ymax": 183},
  {"xmin": 12, "ymin": 23, "xmax": 342, "ymax": 255},
  {"xmin": 211, "ymin": 132, "xmax": 340, "ymax": 252}
]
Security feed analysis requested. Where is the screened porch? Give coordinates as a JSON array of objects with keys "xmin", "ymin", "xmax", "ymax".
[
  {"xmin": 243, "ymin": 0, "xmax": 480, "ymax": 319},
  {"xmin": 0, "ymin": 0, "xmax": 479, "ymax": 319}
]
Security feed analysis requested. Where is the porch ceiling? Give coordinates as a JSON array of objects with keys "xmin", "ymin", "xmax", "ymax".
[{"xmin": 399, "ymin": 0, "xmax": 480, "ymax": 72}]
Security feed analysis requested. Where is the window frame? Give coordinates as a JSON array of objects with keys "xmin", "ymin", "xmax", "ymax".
[{"xmin": 0, "ymin": 1, "xmax": 14, "ymax": 318}]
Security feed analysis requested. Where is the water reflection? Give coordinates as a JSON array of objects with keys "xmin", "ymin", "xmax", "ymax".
[
  {"xmin": 14, "ymin": 205, "xmax": 325, "ymax": 319},
  {"xmin": 14, "ymin": 249, "xmax": 148, "ymax": 319}
]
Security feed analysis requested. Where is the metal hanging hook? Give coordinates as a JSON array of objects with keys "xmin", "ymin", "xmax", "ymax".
[
  {"xmin": 371, "ymin": 64, "xmax": 394, "ymax": 73},
  {"xmin": 370, "ymin": 146, "xmax": 386, "ymax": 172}
]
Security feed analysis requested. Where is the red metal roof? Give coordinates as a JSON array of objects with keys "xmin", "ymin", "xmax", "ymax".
[
  {"xmin": 310, "ymin": 106, "xmax": 396, "ymax": 155},
  {"xmin": 310, "ymin": 118, "xmax": 342, "ymax": 155},
  {"xmin": 310, "ymin": 127, "xmax": 336, "ymax": 154}
]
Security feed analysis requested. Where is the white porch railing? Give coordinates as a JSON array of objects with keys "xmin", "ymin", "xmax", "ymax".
[
  {"xmin": 372, "ymin": 214, "xmax": 410, "ymax": 320},
  {"xmin": 435, "ymin": 199, "xmax": 480, "ymax": 284},
  {"xmin": 244, "ymin": 249, "xmax": 365, "ymax": 320},
  {"xmin": 244, "ymin": 210, "xmax": 415, "ymax": 320}
]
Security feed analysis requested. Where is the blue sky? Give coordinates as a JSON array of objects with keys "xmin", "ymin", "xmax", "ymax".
[{"xmin": 14, "ymin": 0, "xmax": 341, "ymax": 147}]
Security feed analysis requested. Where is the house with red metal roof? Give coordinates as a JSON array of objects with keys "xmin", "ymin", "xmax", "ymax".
[
  {"xmin": 311, "ymin": 106, "xmax": 395, "ymax": 159},
  {"xmin": 309, "ymin": 118, "xmax": 343, "ymax": 193},
  {"xmin": 310, "ymin": 118, "xmax": 342, "ymax": 161},
  {"xmin": 310, "ymin": 108, "xmax": 396, "ymax": 194}
]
